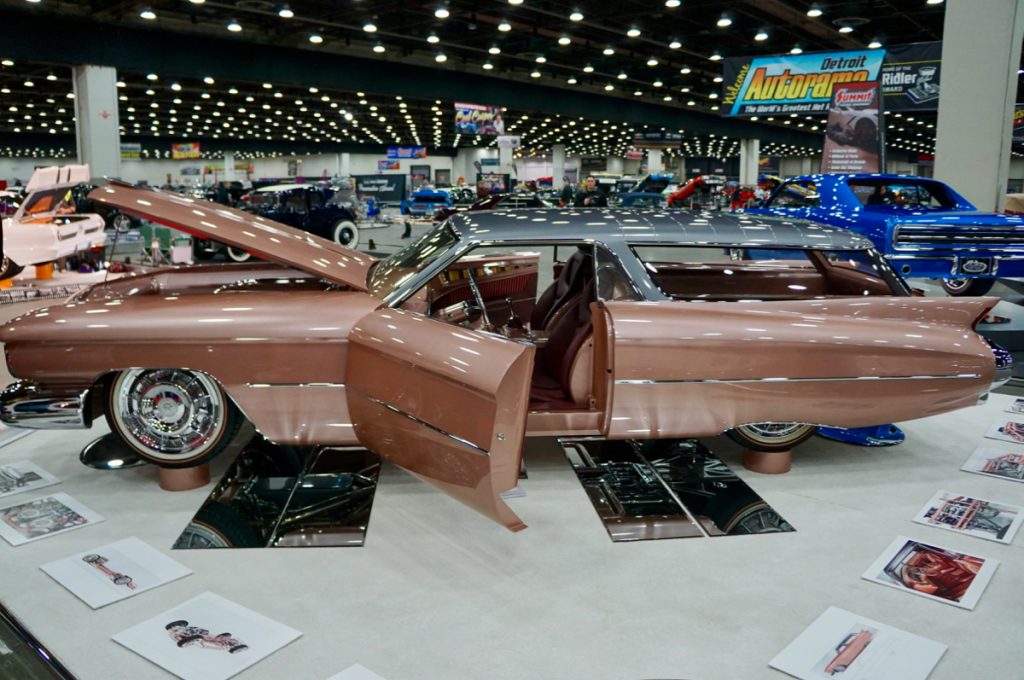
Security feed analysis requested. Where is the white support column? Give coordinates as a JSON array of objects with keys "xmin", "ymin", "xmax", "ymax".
[
  {"xmin": 606, "ymin": 156, "xmax": 625, "ymax": 174},
  {"xmin": 934, "ymin": 0, "xmax": 1024, "ymax": 211},
  {"xmin": 552, "ymin": 144, "xmax": 566, "ymax": 184},
  {"xmin": 499, "ymin": 145, "xmax": 514, "ymax": 177},
  {"xmin": 739, "ymin": 138, "xmax": 760, "ymax": 185},
  {"xmin": 646, "ymin": 149, "xmax": 662, "ymax": 174},
  {"xmin": 222, "ymin": 152, "xmax": 236, "ymax": 182},
  {"xmin": 340, "ymin": 152, "xmax": 352, "ymax": 177},
  {"xmin": 72, "ymin": 65, "xmax": 121, "ymax": 180}
]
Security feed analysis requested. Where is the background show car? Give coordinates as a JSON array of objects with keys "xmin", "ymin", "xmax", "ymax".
[
  {"xmin": 433, "ymin": 192, "xmax": 551, "ymax": 221},
  {"xmin": 401, "ymin": 187, "xmax": 451, "ymax": 217},
  {"xmin": 235, "ymin": 183, "xmax": 359, "ymax": 250},
  {"xmin": 747, "ymin": 173, "xmax": 1024, "ymax": 296},
  {"xmin": 0, "ymin": 186, "xmax": 1009, "ymax": 532},
  {"xmin": 0, "ymin": 165, "xmax": 107, "ymax": 280}
]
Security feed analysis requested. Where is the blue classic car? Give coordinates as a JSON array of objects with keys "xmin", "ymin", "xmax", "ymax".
[
  {"xmin": 747, "ymin": 173, "xmax": 1024, "ymax": 295},
  {"xmin": 401, "ymin": 187, "xmax": 452, "ymax": 217}
]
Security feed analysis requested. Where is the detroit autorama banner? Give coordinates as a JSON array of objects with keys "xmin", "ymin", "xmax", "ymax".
[{"xmin": 820, "ymin": 81, "xmax": 883, "ymax": 174}]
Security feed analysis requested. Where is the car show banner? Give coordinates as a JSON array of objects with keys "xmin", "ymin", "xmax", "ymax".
[
  {"xmin": 632, "ymin": 130, "xmax": 684, "ymax": 148},
  {"xmin": 476, "ymin": 172, "xmax": 509, "ymax": 197},
  {"xmin": 879, "ymin": 42, "xmax": 942, "ymax": 111},
  {"xmin": 723, "ymin": 49, "xmax": 884, "ymax": 116},
  {"xmin": 1013, "ymin": 104, "xmax": 1024, "ymax": 143},
  {"xmin": 497, "ymin": 135, "xmax": 521, "ymax": 149},
  {"xmin": 119, "ymin": 143, "xmax": 141, "ymax": 160},
  {"xmin": 454, "ymin": 102, "xmax": 505, "ymax": 135},
  {"xmin": 377, "ymin": 160, "xmax": 400, "ymax": 171},
  {"xmin": 171, "ymin": 142, "xmax": 201, "ymax": 159},
  {"xmin": 353, "ymin": 174, "xmax": 406, "ymax": 204},
  {"xmin": 820, "ymin": 81, "xmax": 883, "ymax": 174},
  {"xmin": 386, "ymin": 146, "xmax": 426, "ymax": 159}
]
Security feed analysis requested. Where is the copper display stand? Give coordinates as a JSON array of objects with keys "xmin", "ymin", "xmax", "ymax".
[
  {"xmin": 742, "ymin": 448, "xmax": 792, "ymax": 474},
  {"xmin": 158, "ymin": 465, "xmax": 210, "ymax": 491}
]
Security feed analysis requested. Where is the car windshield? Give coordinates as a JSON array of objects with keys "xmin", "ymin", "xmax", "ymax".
[
  {"xmin": 368, "ymin": 221, "xmax": 460, "ymax": 299},
  {"xmin": 847, "ymin": 179, "xmax": 956, "ymax": 210}
]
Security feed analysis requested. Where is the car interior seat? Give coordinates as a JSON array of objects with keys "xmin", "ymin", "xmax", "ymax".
[{"xmin": 530, "ymin": 247, "xmax": 594, "ymax": 331}]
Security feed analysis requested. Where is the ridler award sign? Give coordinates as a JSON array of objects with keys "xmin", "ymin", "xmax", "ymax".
[{"xmin": 820, "ymin": 81, "xmax": 883, "ymax": 174}]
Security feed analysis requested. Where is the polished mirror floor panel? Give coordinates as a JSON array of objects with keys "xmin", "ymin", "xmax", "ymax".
[
  {"xmin": 174, "ymin": 438, "xmax": 380, "ymax": 549},
  {"xmin": 560, "ymin": 438, "xmax": 794, "ymax": 542}
]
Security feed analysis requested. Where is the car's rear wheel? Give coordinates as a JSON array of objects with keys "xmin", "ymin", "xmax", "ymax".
[
  {"xmin": 332, "ymin": 219, "xmax": 359, "ymax": 248},
  {"xmin": 105, "ymin": 369, "xmax": 242, "ymax": 468},
  {"xmin": 941, "ymin": 277, "xmax": 995, "ymax": 296},
  {"xmin": 192, "ymin": 239, "xmax": 218, "ymax": 261},
  {"xmin": 225, "ymin": 246, "xmax": 252, "ymax": 263},
  {"xmin": 0, "ymin": 256, "xmax": 24, "ymax": 281},
  {"xmin": 727, "ymin": 423, "xmax": 817, "ymax": 452},
  {"xmin": 111, "ymin": 213, "xmax": 133, "ymax": 233}
]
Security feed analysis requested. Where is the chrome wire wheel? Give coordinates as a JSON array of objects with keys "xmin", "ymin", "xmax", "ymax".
[
  {"xmin": 225, "ymin": 246, "xmax": 252, "ymax": 262},
  {"xmin": 108, "ymin": 369, "xmax": 233, "ymax": 466},
  {"xmin": 727, "ymin": 422, "xmax": 817, "ymax": 452},
  {"xmin": 941, "ymin": 277, "xmax": 971, "ymax": 294}
]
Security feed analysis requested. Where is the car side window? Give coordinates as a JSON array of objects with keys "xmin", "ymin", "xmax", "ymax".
[
  {"xmin": 308, "ymin": 191, "xmax": 324, "ymax": 209},
  {"xmin": 768, "ymin": 181, "xmax": 820, "ymax": 208},
  {"xmin": 284, "ymin": 192, "xmax": 305, "ymax": 212}
]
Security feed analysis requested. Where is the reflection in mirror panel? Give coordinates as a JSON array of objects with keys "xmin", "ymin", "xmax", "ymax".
[
  {"xmin": 0, "ymin": 601, "xmax": 77, "ymax": 679},
  {"xmin": 560, "ymin": 438, "xmax": 793, "ymax": 542},
  {"xmin": 174, "ymin": 437, "xmax": 380, "ymax": 549}
]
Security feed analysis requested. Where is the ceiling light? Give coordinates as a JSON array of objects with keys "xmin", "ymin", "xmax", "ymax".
[
  {"xmin": 435, "ymin": 7, "xmax": 450, "ymax": 18},
  {"xmin": 567, "ymin": 77, "xmax": 578, "ymax": 84},
  {"xmin": 713, "ymin": 76, "xmax": 723, "ymax": 83},
  {"xmin": 304, "ymin": 32, "xmax": 323, "ymax": 44},
  {"xmin": 278, "ymin": 5, "xmax": 293, "ymax": 18},
  {"xmin": 188, "ymin": 0, "xmax": 204, "ymax": 3},
  {"xmin": 626, "ymin": 27, "xmax": 641, "ymax": 38},
  {"xmin": 755, "ymin": 30, "xmax": 769, "ymax": 41},
  {"xmin": 23, "ymin": 80, "xmax": 33, "ymax": 87},
  {"xmin": 709, "ymin": 52, "xmax": 722, "ymax": 61},
  {"xmin": 604, "ymin": 84, "xmax": 614, "ymax": 91},
  {"xmin": 583, "ymin": 64, "xmax": 594, "ymax": 73},
  {"xmin": 634, "ymin": 90, "xmax": 643, "ymax": 96},
  {"xmin": 139, "ymin": 7, "xmax": 156, "ymax": 20},
  {"xmin": 498, "ymin": 21, "xmax": 512, "ymax": 31},
  {"xmin": 427, "ymin": 33, "xmax": 440, "ymax": 43},
  {"xmin": 653, "ymin": 80, "xmax": 663, "ymax": 87},
  {"xmin": 868, "ymin": 38, "xmax": 883, "ymax": 49},
  {"xmin": 363, "ymin": 22, "xmax": 377, "ymax": 32},
  {"xmin": 646, "ymin": 58, "xmax": 659, "ymax": 66},
  {"xmin": 617, "ymin": 72, "xmax": 628, "ymax": 80},
  {"xmin": 483, "ymin": 62, "xmax": 494, "ymax": 70},
  {"xmin": 569, "ymin": 10, "xmax": 583, "ymax": 21},
  {"xmin": 435, "ymin": 53, "xmax": 447, "ymax": 62},
  {"xmin": 669, "ymin": 39, "xmax": 682, "ymax": 49},
  {"xmin": 558, "ymin": 35, "xmax": 571, "ymax": 45},
  {"xmin": 680, "ymin": 66, "xmax": 691, "ymax": 74},
  {"xmin": 146, "ymin": 72, "xmax": 158, "ymax": 80},
  {"xmin": 838, "ymin": 25, "xmax": 853, "ymax": 33},
  {"xmin": 665, "ymin": 0, "xmax": 681, "ymax": 6},
  {"xmin": 373, "ymin": 43, "xmax": 386, "ymax": 53},
  {"xmin": 203, "ymin": 76, "xmax": 215, "ymax": 85},
  {"xmin": 170, "ymin": 82, "xmax": 182, "ymax": 91},
  {"xmin": 807, "ymin": 5, "xmax": 823, "ymax": 17},
  {"xmin": 716, "ymin": 14, "xmax": 732, "ymax": 27},
  {"xmin": 790, "ymin": 45, "xmax": 803, "ymax": 54},
  {"xmin": 488, "ymin": 45, "xmax": 501, "ymax": 55},
  {"xmin": 227, "ymin": 19, "xmax": 242, "ymax": 32},
  {"xmin": 508, "ymin": 0, "xmax": 523, "ymax": 4},
  {"xmin": 116, "ymin": 80, "xmax": 125, "ymax": 87},
  {"xmin": 45, "ymin": 73, "xmax": 56, "ymax": 81},
  {"xmin": 926, "ymin": 0, "xmax": 943, "ymax": 4},
  {"xmin": 530, "ymin": 70, "xmax": 541, "ymax": 78}
]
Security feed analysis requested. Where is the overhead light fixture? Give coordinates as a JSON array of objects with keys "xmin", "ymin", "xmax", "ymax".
[
  {"xmin": 45, "ymin": 72, "xmax": 57, "ymax": 81},
  {"xmin": 669, "ymin": 39, "xmax": 682, "ymax": 49},
  {"xmin": 646, "ymin": 58, "xmax": 658, "ymax": 66},
  {"xmin": 170, "ymin": 82, "xmax": 182, "ymax": 91},
  {"xmin": 203, "ymin": 76, "xmax": 215, "ymax": 84},
  {"xmin": 755, "ymin": 29, "xmax": 769, "ymax": 41},
  {"xmin": 530, "ymin": 70, "xmax": 541, "ymax": 78},
  {"xmin": 23, "ymin": 79, "xmax": 33, "ymax": 87},
  {"xmin": 926, "ymin": 0, "xmax": 943, "ymax": 4},
  {"xmin": 363, "ymin": 22, "xmax": 377, "ymax": 32},
  {"xmin": 278, "ymin": 5, "xmax": 293, "ymax": 18},
  {"xmin": 603, "ymin": 47, "xmax": 615, "ymax": 56},
  {"xmin": 665, "ymin": 0, "xmax": 681, "ymax": 7},
  {"xmin": 604, "ymin": 84, "xmax": 614, "ymax": 91},
  {"xmin": 498, "ymin": 21, "xmax": 512, "ymax": 31},
  {"xmin": 680, "ymin": 66, "xmax": 691, "ymax": 74},
  {"xmin": 508, "ymin": 0, "xmax": 524, "ymax": 4},
  {"xmin": 435, "ymin": 53, "xmax": 447, "ymax": 62},
  {"xmin": 838, "ymin": 25, "xmax": 853, "ymax": 33},
  {"xmin": 716, "ymin": 14, "xmax": 732, "ymax": 27},
  {"xmin": 488, "ymin": 45, "xmax": 501, "ymax": 54},
  {"xmin": 188, "ymin": 0, "xmax": 205, "ymax": 3},
  {"xmin": 617, "ymin": 72, "xmax": 628, "ymax": 80},
  {"xmin": 634, "ymin": 90, "xmax": 644, "ymax": 96},
  {"xmin": 139, "ymin": 7, "xmax": 156, "ymax": 20},
  {"xmin": 483, "ymin": 62, "xmax": 494, "ymax": 70},
  {"xmin": 435, "ymin": 6, "xmax": 450, "ymax": 18},
  {"xmin": 583, "ymin": 64, "xmax": 594, "ymax": 73},
  {"xmin": 146, "ymin": 72, "xmax": 158, "ymax": 80},
  {"xmin": 309, "ymin": 33, "xmax": 323, "ymax": 44},
  {"xmin": 535, "ymin": 55, "xmax": 546, "ymax": 63},
  {"xmin": 713, "ymin": 76, "xmax": 723, "ymax": 83},
  {"xmin": 807, "ymin": 5, "xmax": 823, "ymax": 17},
  {"xmin": 626, "ymin": 27, "xmax": 641, "ymax": 38},
  {"xmin": 227, "ymin": 19, "xmax": 242, "ymax": 32},
  {"xmin": 1, "ymin": 59, "xmax": 13, "ymax": 66},
  {"xmin": 868, "ymin": 38, "xmax": 883, "ymax": 49},
  {"xmin": 427, "ymin": 33, "xmax": 440, "ymax": 43},
  {"xmin": 567, "ymin": 77, "xmax": 578, "ymax": 84},
  {"xmin": 653, "ymin": 80, "xmax": 664, "ymax": 87},
  {"xmin": 790, "ymin": 45, "xmax": 803, "ymax": 54},
  {"xmin": 558, "ymin": 35, "xmax": 571, "ymax": 45},
  {"xmin": 709, "ymin": 52, "xmax": 722, "ymax": 61},
  {"xmin": 569, "ymin": 10, "xmax": 583, "ymax": 21}
]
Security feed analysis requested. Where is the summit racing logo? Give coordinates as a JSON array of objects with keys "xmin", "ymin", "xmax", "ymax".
[{"xmin": 834, "ymin": 89, "xmax": 876, "ymax": 106}]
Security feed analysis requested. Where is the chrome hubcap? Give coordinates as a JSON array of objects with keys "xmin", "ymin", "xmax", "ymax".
[
  {"xmin": 742, "ymin": 422, "xmax": 808, "ymax": 439},
  {"xmin": 943, "ymin": 278, "xmax": 969, "ymax": 292}
]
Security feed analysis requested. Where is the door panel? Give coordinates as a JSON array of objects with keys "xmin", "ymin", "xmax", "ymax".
[
  {"xmin": 346, "ymin": 309, "xmax": 535, "ymax": 531},
  {"xmin": 603, "ymin": 297, "xmax": 996, "ymax": 439}
]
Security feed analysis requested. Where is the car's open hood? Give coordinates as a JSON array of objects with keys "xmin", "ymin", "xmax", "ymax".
[{"xmin": 89, "ymin": 183, "xmax": 373, "ymax": 290}]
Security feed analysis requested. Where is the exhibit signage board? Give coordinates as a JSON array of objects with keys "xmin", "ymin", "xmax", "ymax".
[
  {"xmin": 119, "ymin": 143, "xmax": 141, "ymax": 160},
  {"xmin": 497, "ymin": 135, "xmax": 521, "ymax": 149},
  {"xmin": 476, "ymin": 172, "xmax": 509, "ymax": 196},
  {"xmin": 353, "ymin": 174, "xmax": 406, "ymax": 203},
  {"xmin": 820, "ymin": 81, "xmax": 883, "ymax": 174},
  {"xmin": 879, "ymin": 42, "xmax": 942, "ymax": 111},
  {"xmin": 377, "ymin": 160, "xmax": 400, "ymax": 171},
  {"xmin": 410, "ymin": 164, "xmax": 431, "ymax": 188},
  {"xmin": 1014, "ymin": 104, "xmax": 1024, "ymax": 143},
  {"xmin": 386, "ymin": 146, "xmax": 426, "ymax": 159},
  {"xmin": 633, "ymin": 131, "xmax": 684, "ymax": 148},
  {"xmin": 454, "ymin": 102, "xmax": 505, "ymax": 135},
  {"xmin": 171, "ymin": 142, "xmax": 201, "ymax": 160}
]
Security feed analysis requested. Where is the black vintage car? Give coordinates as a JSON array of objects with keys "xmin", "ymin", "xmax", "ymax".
[{"xmin": 194, "ymin": 183, "xmax": 361, "ymax": 261}]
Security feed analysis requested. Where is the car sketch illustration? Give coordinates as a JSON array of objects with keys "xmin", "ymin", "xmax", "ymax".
[
  {"xmin": 81, "ymin": 554, "xmax": 137, "ymax": 589},
  {"xmin": 0, "ymin": 465, "xmax": 42, "ymax": 494},
  {"xmin": 824, "ymin": 629, "xmax": 873, "ymax": 675},
  {"xmin": 165, "ymin": 620, "xmax": 248, "ymax": 654},
  {"xmin": 1, "ymin": 498, "xmax": 87, "ymax": 539}
]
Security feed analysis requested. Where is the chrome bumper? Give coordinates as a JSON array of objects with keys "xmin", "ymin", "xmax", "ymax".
[
  {"xmin": 0, "ymin": 381, "xmax": 91, "ymax": 429},
  {"xmin": 987, "ymin": 339, "xmax": 1013, "ymax": 391}
]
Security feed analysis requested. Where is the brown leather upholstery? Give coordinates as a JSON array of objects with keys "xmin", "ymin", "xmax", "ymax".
[
  {"xmin": 530, "ymin": 248, "xmax": 593, "ymax": 330},
  {"xmin": 543, "ymin": 280, "xmax": 596, "ymax": 401}
]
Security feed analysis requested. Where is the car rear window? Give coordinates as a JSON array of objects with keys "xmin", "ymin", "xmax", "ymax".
[
  {"xmin": 630, "ymin": 245, "xmax": 906, "ymax": 301},
  {"xmin": 846, "ymin": 179, "xmax": 955, "ymax": 209}
]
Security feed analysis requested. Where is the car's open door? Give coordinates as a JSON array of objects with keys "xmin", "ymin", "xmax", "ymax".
[{"xmin": 346, "ymin": 309, "xmax": 535, "ymax": 531}]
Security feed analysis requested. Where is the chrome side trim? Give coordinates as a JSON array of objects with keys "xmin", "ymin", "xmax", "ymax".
[
  {"xmin": 616, "ymin": 373, "xmax": 982, "ymax": 386},
  {"xmin": 0, "ymin": 381, "xmax": 91, "ymax": 429},
  {"xmin": 362, "ymin": 393, "xmax": 489, "ymax": 455},
  {"xmin": 244, "ymin": 382, "xmax": 345, "ymax": 388}
]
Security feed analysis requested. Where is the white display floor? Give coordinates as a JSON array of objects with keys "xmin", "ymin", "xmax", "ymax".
[{"xmin": 0, "ymin": 305, "xmax": 1022, "ymax": 680}]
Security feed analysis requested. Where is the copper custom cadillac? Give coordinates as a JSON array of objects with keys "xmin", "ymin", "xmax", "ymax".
[{"xmin": 0, "ymin": 184, "xmax": 1011, "ymax": 531}]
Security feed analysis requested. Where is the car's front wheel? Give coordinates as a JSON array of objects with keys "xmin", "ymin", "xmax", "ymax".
[
  {"xmin": 105, "ymin": 369, "xmax": 242, "ymax": 468},
  {"xmin": 332, "ymin": 219, "xmax": 360, "ymax": 248},
  {"xmin": 727, "ymin": 422, "xmax": 817, "ymax": 452},
  {"xmin": 225, "ymin": 246, "xmax": 252, "ymax": 263},
  {"xmin": 0, "ymin": 256, "xmax": 24, "ymax": 281},
  {"xmin": 941, "ymin": 277, "xmax": 995, "ymax": 296},
  {"xmin": 111, "ymin": 212, "xmax": 133, "ymax": 233}
]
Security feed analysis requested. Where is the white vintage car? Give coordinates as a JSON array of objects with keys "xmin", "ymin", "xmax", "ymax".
[{"xmin": 0, "ymin": 165, "xmax": 107, "ymax": 279}]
